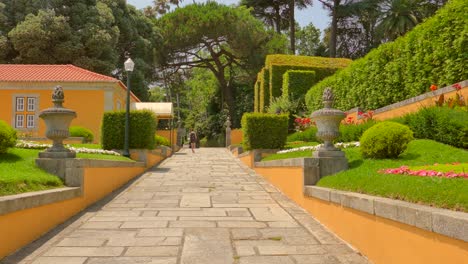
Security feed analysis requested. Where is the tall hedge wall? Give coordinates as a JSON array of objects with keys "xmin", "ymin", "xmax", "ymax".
[
  {"xmin": 266, "ymin": 55, "xmax": 352, "ymax": 102},
  {"xmin": 306, "ymin": 0, "xmax": 468, "ymax": 112},
  {"xmin": 241, "ymin": 113, "xmax": 288, "ymax": 150},
  {"xmin": 101, "ymin": 110, "xmax": 157, "ymax": 150},
  {"xmin": 282, "ymin": 70, "xmax": 316, "ymax": 102},
  {"xmin": 258, "ymin": 68, "xmax": 270, "ymax": 112},
  {"xmin": 254, "ymin": 81, "xmax": 259, "ymax": 112}
]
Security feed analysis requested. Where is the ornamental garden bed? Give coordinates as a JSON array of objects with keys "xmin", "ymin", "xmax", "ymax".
[{"xmin": 261, "ymin": 139, "xmax": 468, "ymax": 212}]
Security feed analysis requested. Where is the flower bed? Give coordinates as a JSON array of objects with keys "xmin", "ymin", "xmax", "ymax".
[
  {"xmin": 278, "ymin": 142, "xmax": 360, "ymax": 154},
  {"xmin": 380, "ymin": 163, "xmax": 467, "ymax": 179},
  {"xmin": 16, "ymin": 141, "xmax": 120, "ymax": 156}
]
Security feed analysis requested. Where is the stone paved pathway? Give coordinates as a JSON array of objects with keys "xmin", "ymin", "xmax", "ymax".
[{"xmin": 4, "ymin": 148, "xmax": 369, "ymax": 264}]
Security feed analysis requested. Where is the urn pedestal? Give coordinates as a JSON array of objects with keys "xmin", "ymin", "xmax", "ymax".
[
  {"xmin": 310, "ymin": 88, "xmax": 348, "ymax": 176},
  {"xmin": 38, "ymin": 86, "xmax": 77, "ymax": 159}
]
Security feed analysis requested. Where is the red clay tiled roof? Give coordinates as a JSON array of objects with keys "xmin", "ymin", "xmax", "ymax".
[{"xmin": 0, "ymin": 64, "xmax": 118, "ymax": 82}]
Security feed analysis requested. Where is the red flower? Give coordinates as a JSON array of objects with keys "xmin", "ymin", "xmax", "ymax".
[
  {"xmin": 452, "ymin": 83, "xmax": 462, "ymax": 91},
  {"xmin": 430, "ymin": 84, "xmax": 438, "ymax": 91},
  {"xmin": 357, "ymin": 111, "xmax": 363, "ymax": 116}
]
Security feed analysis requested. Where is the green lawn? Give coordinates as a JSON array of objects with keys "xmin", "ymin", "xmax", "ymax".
[
  {"xmin": 68, "ymin": 143, "xmax": 103, "ymax": 149},
  {"xmin": 0, "ymin": 148, "xmax": 134, "ymax": 196},
  {"xmin": 262, "ymin": 139, "xmax": 468, "ymax": 211},
  {"xmin": 0, "ymin": 148, "xmax": 64, "ymax": 196}
]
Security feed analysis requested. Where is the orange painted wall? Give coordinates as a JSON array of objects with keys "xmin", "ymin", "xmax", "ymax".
[
  {"xmin": 0, "ymin": 165, "xmax": 145, "ymax": 259},
  {"xmin": 0, "ymin": 82, "xmax": 139, "ymax": 143},
  {"xmin": 231, "ymin": 129, "xmax": 243, "ymax": 145},
  {"xmin": 0, "ymin": 89, "xmax": 104, "ymax": 140},
  {"xmin": 239, "ymin": 152, "xmax": 254, "ymax": 168},
  {"xmin": 253, "ymin": 167, "xmax": 468, "ymax": 264},
  {"xmin": 373, "ymin": 88, "xmax": 467, "ymax": 120},
  {"xmin": 302, "ymin": 197, "xmax": 468, "ymax": 264}
]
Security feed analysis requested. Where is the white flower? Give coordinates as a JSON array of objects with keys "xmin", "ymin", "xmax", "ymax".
[
  {"xmin": 15, "ymin": 141, "xmax": 121, "ymax": 156},
  {"xmin": 278, "ymin": 142, "xmax": 359, "ymax": 154}
]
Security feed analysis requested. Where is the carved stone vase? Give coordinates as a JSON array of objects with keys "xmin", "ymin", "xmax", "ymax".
[{"xmin": 39, "ymin": 86, "xmax": 77, "ymax": 158}]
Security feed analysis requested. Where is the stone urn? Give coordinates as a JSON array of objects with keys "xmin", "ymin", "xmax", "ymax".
[
  {"xmin": 39, "ymin": 86, "xmax": 77, "ymax": 158},
  {"xmin": 311, "ymin": 88, "xmax": 346, "ymax": 155}
]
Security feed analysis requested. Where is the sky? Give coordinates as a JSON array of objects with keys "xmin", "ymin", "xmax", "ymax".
[{"xmin": 127, "ymin": 0, "xmax": 331, "ymax": 33}]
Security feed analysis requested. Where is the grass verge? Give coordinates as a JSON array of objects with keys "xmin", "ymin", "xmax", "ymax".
[
  {"xmin": 261, "ymin": 139, "xmax": 468, "ymax": 211},
  {"xmin": 0, "ymin": 148, "xmax": 134, "ymax": 196},
  {"xmin": 0, "ymin": 148, "xmax": 64, "ymax": 196}
]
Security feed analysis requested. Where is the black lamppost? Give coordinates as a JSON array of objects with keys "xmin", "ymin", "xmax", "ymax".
[{"xmin": 123, "ymin": 57, "xmax": 135, "ymax": 157}]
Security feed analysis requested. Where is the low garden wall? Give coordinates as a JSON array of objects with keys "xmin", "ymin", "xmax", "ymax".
[
  {"xmin": 233, "ymin": 151, "xmax": 468, "ymax": 264},
  {"xmin": 0, "ymin": 149, "xmax": 171, "ymax": 259},
  {"xmin": 157, "ymin": 129, "xmax": 178, "ymax": 147},
  {"xmin": 347, "ymin": 81, "xmax": 467, "ymax": 121},
  {"xmin": 231, "ymin": 129, "xmax": 243, "ymax": 145}
]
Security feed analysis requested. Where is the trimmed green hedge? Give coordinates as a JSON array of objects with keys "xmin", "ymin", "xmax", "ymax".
[
  {"xmin": 282, "ymin": 70, "xmax": 316, "ymax": 103},
  {"xmin": 241, "ymin": 113, "xmax": 288, "ymax": 150},
  {"xmin": 287, "ymin": 126, "xmax": 318, "ymax": 142},
  {"xmin": 257, "ymin": 68, "xmax": 270, "ymax": 112},
  {"xmin": 306, "ymin": 0, "xmax": 468, "ymax": 112},
  {"xmin": 0, "ymin": 120, "xmax": 17, "ymax": 154},
  {"xmin": 101, "ymin": 110, "xmax": 157, "ymax": 150},
  {"xmin": 254, "ymin": 81, "xmax": 259, "ymax": 112},
  {"xmin": 266, "ymin": 55, "xmax": 352, "ymax": 102},
  {"xmin": 69, "ymin": 126, "xmax": 94, "ymax": 143},
  {"xmin": 394, "ymin": 106, "xmax": 468, "ymax": 149},
  {"xmin": 338, "ymin": 121, "xmax": 377, "ymax": 143}
]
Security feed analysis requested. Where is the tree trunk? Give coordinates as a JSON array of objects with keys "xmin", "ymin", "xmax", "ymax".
[
  {"xmin": 289, "ymin": 0, "xmax": 295, "ymax": 54},
  {"xmin": 330, "ymin": 0, "xmax": 338, "ymax": 57},
  {"xmin": 274, "ymin": 5, "xmax": 281, "ymax": 34},
  {"xmin": 213, "ymin": 71, "xmax": 236, "ymax": 123}
]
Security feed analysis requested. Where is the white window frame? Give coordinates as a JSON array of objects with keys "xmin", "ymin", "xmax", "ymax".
[
  {"xmin": 27, "ymin": 97, "xmax": 36, "ymax": 111},
  {"xmin": 26, "ymin": 115, "xmax": 35, "ymax": 128},
  {"xmin": 16, "ymin": 97, "xmax": 24, "ymax": 111},
  {"xmin": 15, "ymin": 115, "xmax": 24, "ymax": 128}
]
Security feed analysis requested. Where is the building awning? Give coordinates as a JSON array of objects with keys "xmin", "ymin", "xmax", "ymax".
[{"xmin": 131, "ymin": 102, "xmax": 173, "ymax": 119}]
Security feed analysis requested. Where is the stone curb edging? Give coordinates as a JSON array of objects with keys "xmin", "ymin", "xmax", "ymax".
[
  {"xmin": 0, "ymin": 187, "xmax": 81, "ymax": 216},
  {"xmin": 255, "ymin": 157, "xmax": 319, "ymax": 167},
  {"xmin": 304, "ymin": 186, "xmax": 468, "ymax": 242}
]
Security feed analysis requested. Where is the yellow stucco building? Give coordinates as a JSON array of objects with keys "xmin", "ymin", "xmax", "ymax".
[{"xmin": 0, "ymin": 64, "xmax": 140, "ymax": 142}]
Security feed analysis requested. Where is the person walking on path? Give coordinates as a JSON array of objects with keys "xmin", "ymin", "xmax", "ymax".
[{"xmin": 189, "ymin": 129, "xmax": 197, "ymax": 153}]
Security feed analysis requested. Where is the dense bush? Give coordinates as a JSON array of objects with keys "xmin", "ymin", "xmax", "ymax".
[
  {"xmin": 155, "ymin": 135, "xmax": 170, "ymax": 147},
  {"xmin": 282, "ymin": 70, "xmax": 316, "ymax": 102},
  {"xmin": 360, "ymin": 122, "xmax": 414, "ymax": 159},
  {"xmin": 395, "ymin": 107, "xmax": 468, "ymax": 148},
  {"xmin": 200, "ymin": 134, "xmax": 225, "ymax": 147},
  {"xmin": 101, "ymin": 110, "xmax": 157, "ymax": 150},
  {"xmin": 306, "ymin": 0, "xmax": 468, "ymax": 112},
  {"xmin": 242, "ymin": 113, "xmax": 288, "ymax": 150},
  {"xmin": 287, "ymin": 126, "xmax": 318, "ymax": 142},
  {"xmin": 69, "ymin": 126, "xmax": 94, "ymax": 143},
  {"xmin": 337, "ymin": 121, "xmax": 377, "ymax": 143},
  {"xmin": 0, "ymin": 120, "xmax": 17, "ymax": 154}
]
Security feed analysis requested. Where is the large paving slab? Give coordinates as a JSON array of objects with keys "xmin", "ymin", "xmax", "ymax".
[{"xmin": 3, "ymin": 148, "xmax": 369, "ymax": 264}]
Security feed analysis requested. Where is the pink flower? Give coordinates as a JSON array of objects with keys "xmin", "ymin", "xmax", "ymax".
[{"xmin": 452, "ymin": 83, "xmax": 462, "ymax": 91}]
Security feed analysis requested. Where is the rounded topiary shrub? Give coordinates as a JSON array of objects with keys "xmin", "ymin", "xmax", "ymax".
[
  {"xmin": 360, "ymin": 121, "xmax": 413, "ymax": 159},
  {"xmin": 0, "ymin": 120, "xmax": 17, "ymax": 154},
  {"xmin": 69, "ymin": 126, "xmax": 94, "ymax": 143}
]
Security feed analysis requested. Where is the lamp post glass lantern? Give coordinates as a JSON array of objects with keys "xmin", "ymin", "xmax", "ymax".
[{"xmin": 123, "ymin": 58, "xmax": 134, "ymax": 157}]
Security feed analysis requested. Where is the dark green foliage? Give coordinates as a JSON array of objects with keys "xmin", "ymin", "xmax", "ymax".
[
  {"xmin": 257, "ymin": 69, "xmax": 270, "ymax": 112},
  {"xmin": 101, "ymin": 110, "xmax": 157, "ymax": 150},
  {"xmin": 287, "ymin": 126, "xmax": 318, "ymax": 142},
  {"xmin": 242, "ymin": 113, "xmax": 288, "ymax": 150},
  {"xmin": 282, "ymin": 70, "xmax": 316, "ymax": 103},
  {"xmin": 337, "ymin": 121, "xmax": 377, "ymax": 143},
  {"xmin": 0, "ymin": 120, "xmax": 17, "ymax": 154},
  {"xmin": 200, "ymin": 134, "xmax": 225, "ymax": 147},
  {"xmin": 69, "ymin": 126, "xmax": 94, "ymax": 143},
  {"xmin": 155, "ymin": 135, "xmax": 170, "ymax": 147},
  {"xmin": 360, "ymin": 121, "xmax": 414, "ymax": 158},
  {"xmin": 306, "ymin": 0, "xmax": 468, "ymax": 112},
  {"xmin": 266, "ymin": 55, "xmax": 352, "ymax": 102},
  {"xmin": 395, "ymin": 107, "xmax": 468, "ymax": 148}
]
